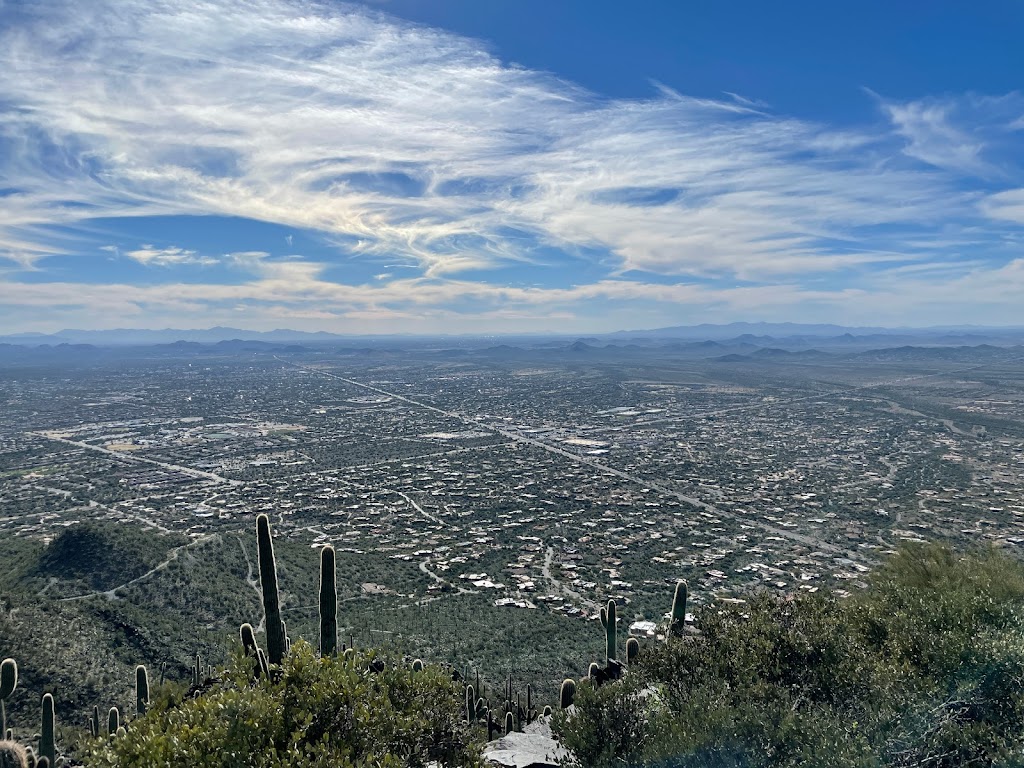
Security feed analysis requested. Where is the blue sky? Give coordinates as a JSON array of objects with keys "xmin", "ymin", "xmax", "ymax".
[{"xmin": 1, "ymin": 0, "xmax": 1023, "ymax": 334}]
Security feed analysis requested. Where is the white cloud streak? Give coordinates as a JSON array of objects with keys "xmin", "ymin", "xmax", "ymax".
[
  {"xmin": 0, "ymin": 0, "xmax": 1022, "ymax": 331},
  {"xmin": 125, "ymin": 245, "xmax": 218, "ymax": 267}
]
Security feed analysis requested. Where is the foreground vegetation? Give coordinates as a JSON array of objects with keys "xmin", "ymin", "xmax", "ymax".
[
  {"xmin": 555, "ymin": 542, "xmax": 1024, "ymax": 767},
  {"xmin": 6, "ymin": 520, "xmax": 1024, "ymax": 767},
  {"xmin": 83, "ymin": 642, "xmax": 480, "ymax": 767}
]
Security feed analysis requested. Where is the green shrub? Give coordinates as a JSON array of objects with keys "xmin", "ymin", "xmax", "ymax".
[
  {"xmin": 554, "ymin": 543, "xmax": 1024, "ymax": 768},
  {"xmin": 85, "ymin": 640, "xmax": 481, "ymax": 767}
]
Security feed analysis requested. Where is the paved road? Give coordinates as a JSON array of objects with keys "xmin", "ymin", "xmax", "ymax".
[{"xmin": 30, "ymin": 432, "xmax": 241, "ymax": 486}]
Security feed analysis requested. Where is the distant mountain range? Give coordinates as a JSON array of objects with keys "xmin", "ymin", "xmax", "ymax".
[
  {"xmin": 608, "ymin": 321, "xmax": 1024, "ymax": 340},
  {"xmin": 4, "ymin": 322, "xmax": 1024, "ymax": 347},
  {"xmin": 0, "ymin": 326, "xmax": 347, "ymax": 345}
]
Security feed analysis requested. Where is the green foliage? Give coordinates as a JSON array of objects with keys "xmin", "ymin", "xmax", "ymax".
[
  {"xmin": 552, "ymin": 678, "xmax": 652, "ymax": 767},
  {"xmin": 554, "ymin": 543, "xmax": 1024, "ymax": 768},
  {"xmin": 85, "ymin": 640, "xmax": 481, "ymax": 767}
]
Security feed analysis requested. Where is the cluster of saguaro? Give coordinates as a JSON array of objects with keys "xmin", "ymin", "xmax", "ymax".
[
  {"xmin": 459, "ymin": 671, "xmax": 554, "ymax": 742},
  {"xmin": 251, "ymin": 514, "xmax": 337, "ymax": 673},
  {"xmin": 578, "ymin": 579, "xmax": 689, "ymax": 692},
  {"xmin": 4, "ymin": 521, "xmax": 692, "ymax": 761},
  {"xmin": 84, "ymin": 663, "xmax": 149, "ymax": 748}
]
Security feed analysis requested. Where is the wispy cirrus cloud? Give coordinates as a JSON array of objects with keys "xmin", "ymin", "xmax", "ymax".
[
  {"xmin": 0, "ymin": 0, "xmax": 1022, "ymax": 332},
  {"xmin": 876, "ymin": 91, "xmax": 1024, "ymax": 178},
  {"xmin": 125, "ymin": 245, "xmax": 218, "ymax": 267}
]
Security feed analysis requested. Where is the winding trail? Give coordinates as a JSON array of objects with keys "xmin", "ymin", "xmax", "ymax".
[{"xmin": 541, "ymin": 545, "xmax": 592, "ymax": 608}]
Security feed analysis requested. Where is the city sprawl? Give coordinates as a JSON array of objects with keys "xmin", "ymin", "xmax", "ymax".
[{"xmin": 3, "ymin": 340, "xmax": 1024, "ymax": 699}]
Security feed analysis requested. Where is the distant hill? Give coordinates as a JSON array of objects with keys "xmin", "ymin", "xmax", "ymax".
[
  {"xmin": 36, "ymin": 522, "xmax": 187, "ymax": 593},
  {"xmin": 608, "ymin": 322, "xmax": 1024, "ymax": 341},
  {"xmin": 12, "ymin": 327, "xmax": 345, "ymax": 345}
]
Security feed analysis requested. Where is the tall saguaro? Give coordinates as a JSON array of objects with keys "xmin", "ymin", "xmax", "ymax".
[
  {"xmin": 256, "ymin": 514, "xmax": 287, "ymax": 666},
  {"xmin": 600, "ymin": 599, "xmax": 617, "ymax": 664},
  {"xmin": 40, "ymin": 693, "xmax": 55, "ymax": 766},
  {"xmin": 0, "ymin": 658, "xmax": 17, "ymax": 739},
  {"xmin": 669, "ymin": 581, "xmax": 688, "ymax": 640},
  {"xmin": 135, "ymin": 665, "xmax": 149, "ymax": 717},
  {"xmin": 319, "ymin": 545, "xmax": 338, "ymax": 657}
]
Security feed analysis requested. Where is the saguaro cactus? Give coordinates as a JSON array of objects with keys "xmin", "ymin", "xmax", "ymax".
[
  {"xmin": 90, "ymin": 706, "xmax": 99, "ymax": 739},
  {"xmin": 670, "ymin": 580, "xmax": 688, "ymax": 640},
  {"xmin": 503, "ymin": 712, "xmax": 514, "ymax": 735},
  {"xmin": 39, "ymin": 694, "xmax": 55, "ymax": 766},
  {"xmin": 257, "ymin": 514, "xmax": 286, "ymax": 666},
  {"xmin": 107, "ymin": 707, "xmax": 119, "ymax": 737},
  {"xmin": 465, "ymin": 684, "xmax": 475, "ymax": 723},
  {"xmin": 0, "ymin": 659, "xmax": 16, "ymax": 740},
  {"xmin": 240, "ymin": 623, "xmax": 266, "ymax": 679},
  {"xmin": 240, "ymin": 623, "xmax": 258, "ymax": 656},
  {"xmin": 319, "ymin": 545, "xmax": 337, "ymax": 657},
  {"xmin": 559, "ymin": 679, "xmax": 576, "ymax": 709},
  {"xmin": 626, "ymin": 637, "xmax": 640, "ymax": 664},
  {"xmin": 135, "ymin": 665, "xmax": 149, "ymax": 717},
  {"xmin": 600, "ymin": 599, "xmax": 617, "ymax": 663}
]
